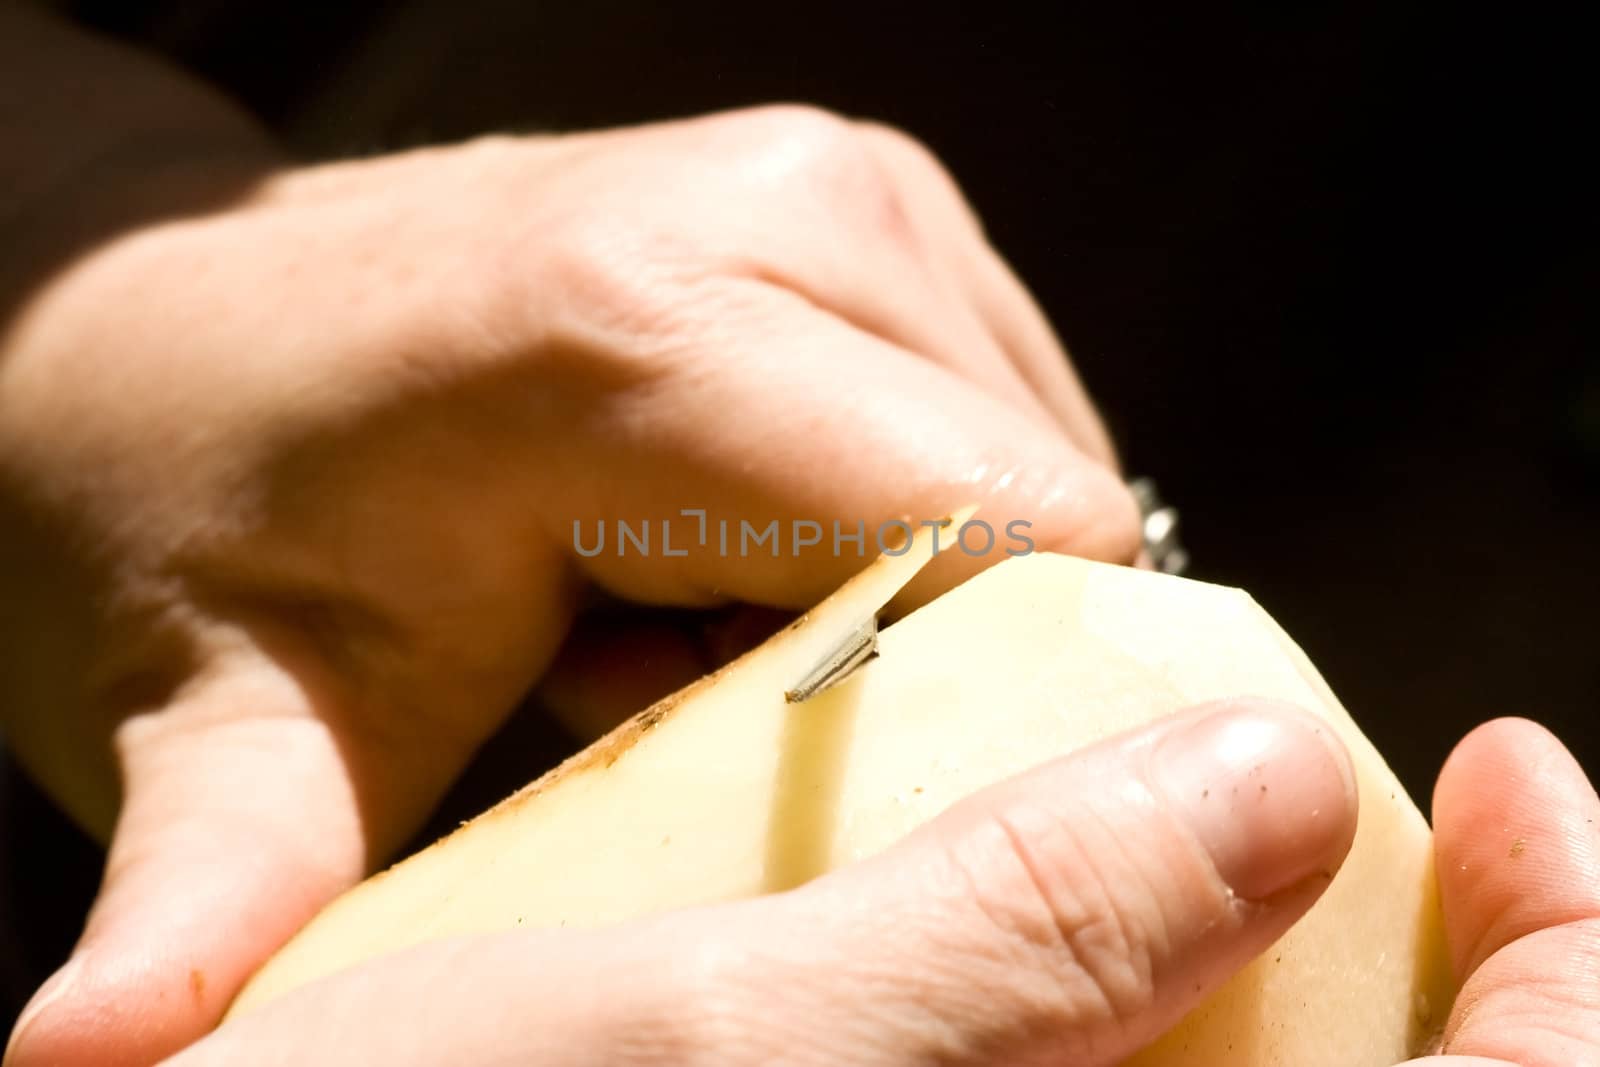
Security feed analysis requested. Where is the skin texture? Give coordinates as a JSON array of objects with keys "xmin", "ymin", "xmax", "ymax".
[
  {"xmin": 165, "ymin": 699, "xmax": 1364, "ymax": 1066},
  {"xmin": 3, "ymin": 12, "xmax": 1140, "ymax": 1062},
  {"xmin": 1396, "ymin": 718, "xmax": 1600, "ymax": 1067},
  {"xmin": 2, "ymin": 10, "xmax": 1595, "ymax": 1066}
]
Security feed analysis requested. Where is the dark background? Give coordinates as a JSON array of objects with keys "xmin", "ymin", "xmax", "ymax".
[{"xmin": 4, "ymin": 0, "xmax": 1595, "ymax": 1032}]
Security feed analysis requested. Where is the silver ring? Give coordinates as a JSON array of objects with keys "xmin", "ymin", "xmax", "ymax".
[{"xmin": 1128, "ymin": 477, "xmax": 1188, "ymax": 575}]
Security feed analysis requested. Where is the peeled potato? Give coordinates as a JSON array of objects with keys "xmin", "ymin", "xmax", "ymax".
[{"xmin": 228, "ymin": 525, "xmax": 1453, "ymax": 1064}]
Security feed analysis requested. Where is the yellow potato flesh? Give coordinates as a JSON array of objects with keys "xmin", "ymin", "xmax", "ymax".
[{"xmin": 229, "ymin": 538, "xmax": 1453, "ymax": 1064}]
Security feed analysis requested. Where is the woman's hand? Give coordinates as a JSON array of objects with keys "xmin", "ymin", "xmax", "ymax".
[
  {"xmin": 1, "ymin": 105, "xmax": 1139, "ymax": 1064},
  {"xmin": 164, "ymin": 700, "xmax": 1359, "ymax": 1067}
]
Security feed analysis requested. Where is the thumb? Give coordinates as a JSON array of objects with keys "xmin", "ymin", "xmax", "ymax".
[
  {"xmin": 169, "ymin": 698, "xmax": 1358, "ymax": 1066},
  {"xmin": 753, "ymin": 697, "xmax": 1360, "ymax": 1065},
  {"xmin": 1406, "ymin": 717, "xmax": 1600, "ymax": 1065},
  {"xmin": 5, "ymin": 661, "xmax": 372, "ymax": 1067}
]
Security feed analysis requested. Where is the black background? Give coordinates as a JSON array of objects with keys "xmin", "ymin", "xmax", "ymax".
[{"xmin": 4, "ymin": 0, "xmax": 1596, "ymax": 1032}]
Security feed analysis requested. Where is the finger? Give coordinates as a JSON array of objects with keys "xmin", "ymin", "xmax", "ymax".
[
  {"xmin": 2, "ymin": 658, "xmax": 408, "ymax": 1067},
  {"xmin": 172, "ymin": 698, "xmax": 1357, "ymax": 1067},
  {"xmin": 750, "ymin": 200, "xmax": 1065, "ymax": 440},
  {"xmin": 963, "ymin": 242, "xmax": 1121, "ymax": 469},
  {"xmin": 1433, "ymin": 717, "xmax": 1600, "ymax": 979},
  {"xmin": 1427, "ymin": 718, "xmax": 1600, "ymax": 1065},
  {"xmin": 753, "ymin": 697, "xmax": 1357, "ymax": 1065},
  {"xmin": 857, "ymin": 122, "xmax": 1121, "ymax": 468},
  {"xmin": 647, "ymin": 106, "xmax": 1067, "ymax": 435},
  {"xmin": 542, "ymin": 288, "xmax": 1143, "ymax": 612}
]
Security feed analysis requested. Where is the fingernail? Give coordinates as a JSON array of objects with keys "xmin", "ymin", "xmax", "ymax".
[
  {"xmin": 4, "ymin": 954, "xmax": 82, "ymax": 1065},
  {"xmin": 1152, "ymin": 703, "xmax": 1357, "ymax": 901}
]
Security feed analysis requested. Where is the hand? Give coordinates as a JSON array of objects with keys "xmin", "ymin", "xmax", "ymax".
[
  {"xmin": 0, "ymin": 105, "xmax": 1141, "ymax": 1064},
  {"xmin": 1399, "ymin": 718, "xmax": 1600, "ymax": 1066},
  {"xmin": 162, "ymin": 700, "xmax": 1360, "ymax": 1066}
]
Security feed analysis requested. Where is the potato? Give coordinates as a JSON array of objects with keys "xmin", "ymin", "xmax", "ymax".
[{"xmin": 228, "ymin": 523, "xmax": 1453, "ymax": 1064}]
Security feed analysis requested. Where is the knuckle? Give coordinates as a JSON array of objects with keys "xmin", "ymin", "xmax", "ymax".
[
  {"xmin": 716, "ymin": 105, "xmax": 912, "ymax": 240},
  {"xmin": 939, "ymin": 800, "xmax": 1165, "ymax": 1038},
  {"xmin": 489, "ymin": 208, "xmax": 789, "ymax": 397},
  {"xmin": 533, "ymin": 214, "xmax": 664, "ymax": 314},
  {"xmin": 856, "ymin": 119, "xmax": 946, "ymax": 180},
  {"xmin": 719, "ymin": 103, "xmax": 870, "ymax": 177},
  {"xmin": 491, "ymin": 211, "xmax": 698, "ymax": 365}
]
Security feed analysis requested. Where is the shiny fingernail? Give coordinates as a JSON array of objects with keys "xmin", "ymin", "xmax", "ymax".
[{"xmin": 1152, "ymin": 703, "xmax": 1357, "ymax": 901}]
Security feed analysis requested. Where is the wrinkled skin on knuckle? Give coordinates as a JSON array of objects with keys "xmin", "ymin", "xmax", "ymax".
[
  {"xmin": 491, "ymin": 198, "xmax": 765, "ymax": 397},
  {"xmin": 926, "ymin": 786, "xmax": 1219, "ymax": 1057},
  {"xmin": 443, "ymin": 109, "xmax": 920, "ymax": 396},
  {"xmin": 521, "ymin": 217, "xmax": 686, "ymax": 353}
]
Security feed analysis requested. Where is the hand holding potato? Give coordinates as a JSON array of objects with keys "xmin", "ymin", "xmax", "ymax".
[
  {"xmin": 5, "ymin": 11, "xmax": 1594, "ymax": 1065},
  {"xmin": 1, "ymin": 104, "xmax": 1139, "ymax": 1065}
]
